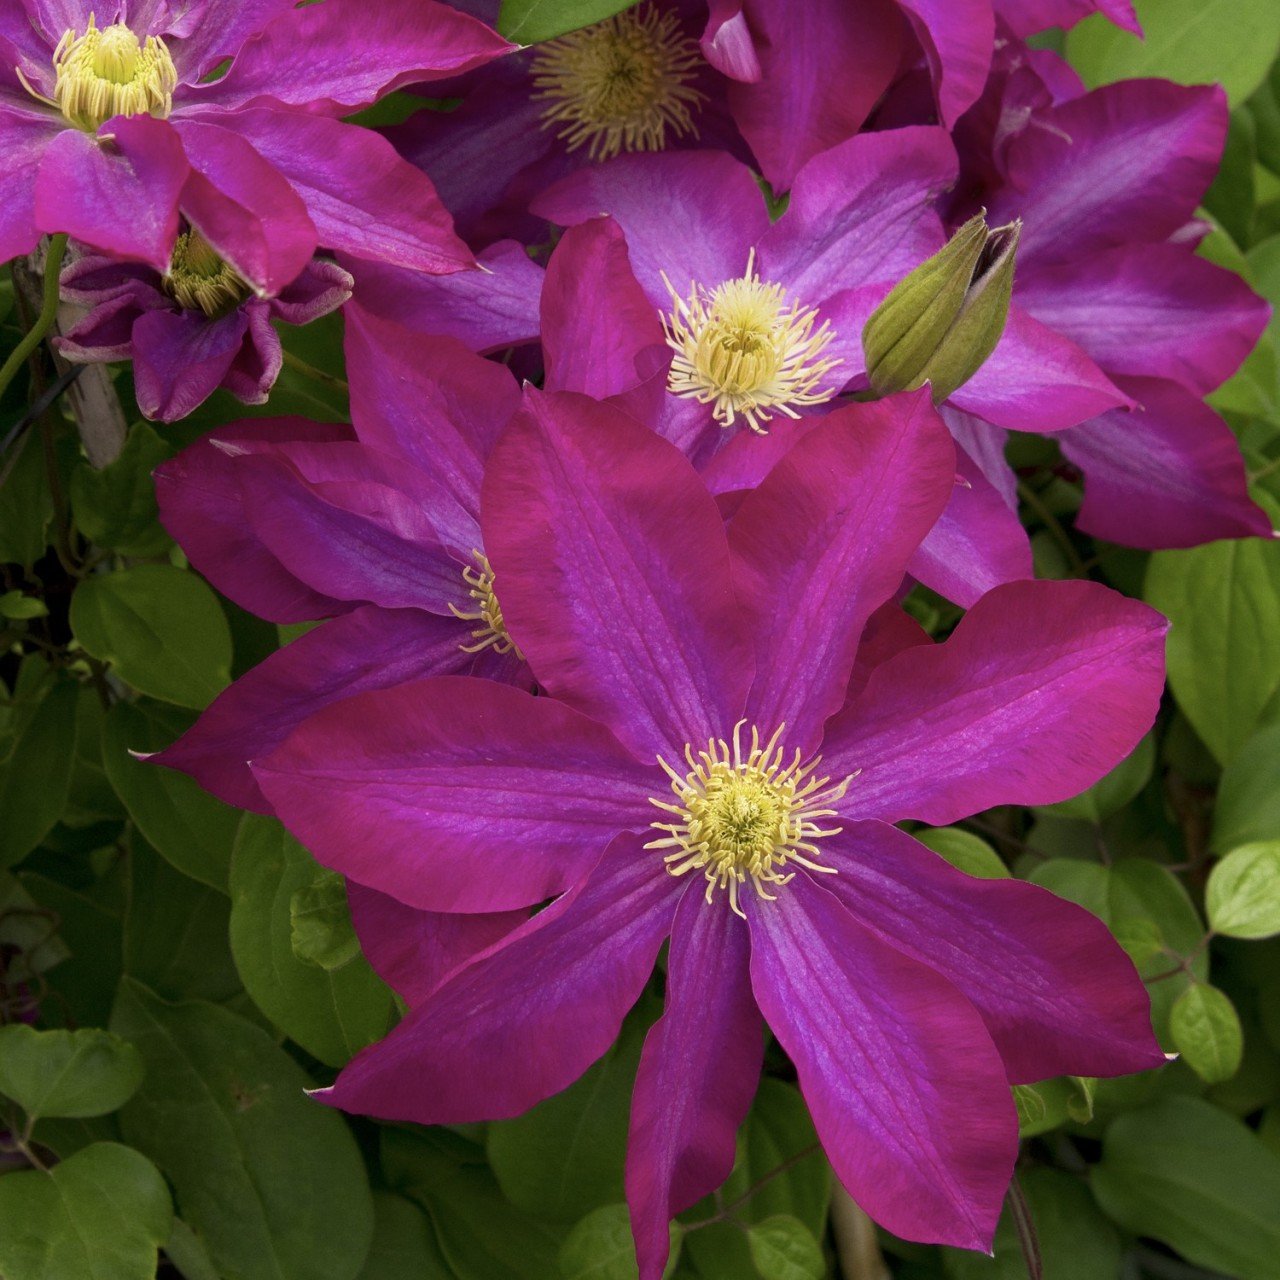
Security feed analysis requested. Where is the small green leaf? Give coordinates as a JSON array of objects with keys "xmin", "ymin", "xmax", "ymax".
[
  {"xmin": 0, "ymin": 1025, "xmax": 142, "ymax": 1120},
  {"xmin": 498, "ymin": 0, "xmax": 638, "ymax": 43},
  {"xmin": 0, "ymin": 590, "xmax": 48, "ymax": 620},
  {"xmin": 559, "ymin": 1203, "xmax": 678, "ymax": 1280},
  {"xmin": 745, "ymin": 1215, "xmax": 824, "ymax": 1280},
  {"xmin": 1171, "ymin": 984, "xmax": 1244, "ymax": 1083},
  {"xmin": 0, "ymin": 678, "xmax": 78, "ymax": 868},
  {"xmin": 916, "ymin": 827, "xmax": 1010, "ymax": 878},
  {"xmin": 71, "ymin": 565, "xmax": 232, "ymax": 709},
  {"xmin": 1207, "ymin": 841, "xmax": 1280, "ymax": 938},
  {"xmin": 69, "ymin": 421, "xmax": 173, "ymax": 556},
  {"xmin": 290, "ymin": 869, "xmax": 362, "ymax": 970},
  {"xmin": 0, "ymin": 1142, "xmax": 172, "ymax": 1280}
]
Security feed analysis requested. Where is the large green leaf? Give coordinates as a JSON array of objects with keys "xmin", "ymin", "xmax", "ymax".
[
  {"xmin": 1212, "ymin": 723, "xmax": 1280, "ymax": 851},
  {"xmin": 0, "ymin": 677, "xmax": 78, "ymax": 868},
  {"xmin": 71, "ymin": 565, "xmax": 232, "ymax": 710},
  {"xmin": 498, "ymin": 0, "xmax": 637, "ymax": 43},
  {"xmin": 0, "ymin": 1142, "xmax": 172, "ymax": 1280},
  {"xmin": 0, "ymin": 427, "xmax": 54, "ymax": 568},
  {"xmin": 1067, "ymin": 0, "xmax": 1280, "ymax": 107},
  {"xmin": 111, "ymin": 978, "xmax": 375, "ymax": 1280},
  {"xmin": 0, "ymin": 1025, "xmax": 142, "ymax": 1120},
  {"xmin": 356, "ymin": 1192, "xmax": 453, "ymax": 1280},
  {"xmin": 1091, "ymin": 1096, "xmax": 1280, "ymax": 1279},
  {"xmin": 229, "ymin": 815, "xmax": 393, "ymax": 1067}
]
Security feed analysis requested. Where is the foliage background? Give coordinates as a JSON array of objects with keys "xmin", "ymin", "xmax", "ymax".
[{"xmin": 3, "ymin": 2, "xmax": 1280, "ymax": 1277}]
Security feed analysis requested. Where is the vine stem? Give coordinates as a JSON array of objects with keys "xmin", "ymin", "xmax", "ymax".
[
  {"xmin": 1016, "ymin": 479, "xmax": 1087, "ymax": 579},
  {"xmin": 282, "ymin": 348, "xmax": 349, "ymax": 395},
  {"xmin": 0, "ymin": 234, "xmax": 68, "ymax": 403}
]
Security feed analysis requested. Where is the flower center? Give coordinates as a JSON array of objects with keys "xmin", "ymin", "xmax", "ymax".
[
  {"xmin": 42, "ymin": 16, "xmax": 177, "ymax": 132},
  {"xmin": 530, "ymin": 3, "xmax": 705, "ymax": 162},
  {"xmin": 661, "ymin": 251, "xmax": 842, "ymax": 434},
  {"xmin": 647, "ymin": 723, "xmax": 854, "ymax": 916},
  {"xmin": 164, "ymin": 230, "xmax": 249, "ymax": 317},
  {"xmin": 448, "ymin": 550, "xmax": 524, "ymax": 659}
]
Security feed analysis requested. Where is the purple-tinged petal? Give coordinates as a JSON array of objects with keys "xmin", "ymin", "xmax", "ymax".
[
  {"xmin": 171, "ymin": 118, "xmax": 316, "ymax": 295},
  {"xmin": 543, "ymin": 217, "xmax": 666, "ymax": 398},
  {"xmin": 943, "ymin": 407, "xmax": 1017, "ymax": 507},
  {"xmin": 820, "ymin": 821, "xmax": 1165, "ymax": 1083},
  {"xmin": 319, "ymin": 835, "xmax": 677, "ymax": 1123},
  {"xmin": 532, "ymin": 151, "xmax": 769, "ymax": 308},
  {"xmin": 989, "ymin": 81, "xmax": 1226, "ymax": 269},
  {"xmin": 341, "ymin": 239, "xmax": 542, "ymax": 355},
  {"xmin": 219, "ymin": 300, "xmax": 280, "ymax": 405},
  {"xmin": 1060, "ymin": 376, "xmax": 1273, "ymax": 548},
  {"xmin": 994, "ymin": 0, "xmax": 1140, "ymax": 36},
  {"xmin": 730, "ymin": 392, "xmax": 956, "ymax": 749},
  {"xmin": 723, "ymin": 0, "xmax": 904, "ymax": 191},
  {"xmin": 947, "ymin": 304, "xmax": 1130, "ymax": 432},
  {"xmin": 628, "ymin": 890, "xmax": 762, "ymax": 1280},
  {"xmin": 35, "ymin": 114, "xmax": 187, "ymax": 270},
  {"xmin": 196, "ymin": 0, "xmax": 514, "ymax": 113},
  {"xmin": 154, "ymin": 606, "xmax": 500, "ymax": 812},
  {"xmin": 155, "ymin": 420, "xmax": 356, "ymax": 624},
  {"xmin": 270, "ymin": 258, "xmax": 353, "ymax": 326},
  {"xmin": 347, "ymin": 882, "xmax": 526, "ymax": 1008},
  {"xmin": 0, "ymin": 108, "xmax": 58, "ymax": 262},
  {"xmin": 164, "ymin": 0, "xmax": 296, "ymax": 82},
  {"xmin": 699, "ymin": 0, "xmax": 760, "ymax": 81},
  {"xmin": 215, "ymin": 108, "xmax": 475, "ymax": 274},
  {"xmin": 757, "ymin": 126, "xmax": 955, "ymax": 302},
  {"xmin": 26, "ymin": 0, "xmax": 97, "ymax": 42},
  {"xmin": 482, "ymin": 388, "xmax": 753, "ymax": 759},
  {"xmin": 55, "ymin": 289, "xmax": 151, "ymax": 362},
  {"xmin": 897, "ymin": 0, "xmax": 994, "ymax": 127},
  {"xmin": 906, "ymin": 444, "xmax": 1033, "ymax": 608},
  {"xmin": 342, "ymin": 304, "xmax": 518, "ymax": 492},
  {"xmin": 256, "ymin": 677, "xmax": 656, "ymax": 913},
  {"xmin": 747, "ymin": 876, "xmax": 1017, "ymax": 1251},
  {"xmin": 821, "ymin": 579, "xmax": 1168, "ymax": 825},
  {"xmin": 1017, "ymin": 244, "xmax": 1270, "ymax": 398},
  {"xmin": 847, "ymin": 604, "xmax": 930, "ymax": 703},
  {"xmin": 131, "ymin": 306, "xmax": 248, "ymax": 422}
]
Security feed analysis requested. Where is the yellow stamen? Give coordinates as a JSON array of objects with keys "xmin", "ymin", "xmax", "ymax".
[
  {"xmin": 646, "ymin": 722, "xmax": 856, "ymax": 917},
  {"xmin": 40, "ymin": 14, "xmax": 177, "ymax": 132},
  {"xmin": 661, "ymin": 250, "xmax": 842, "ymax": 433},
  {"xmin": 448, "ymin": 550, "xmax": 524, "ymax": 659},
  {"xmin": 164, "ymin": 230, "xmax": 249, "ymax": 317},
  {"xmin": 531, "ymin": 3, "xmax": 705, "ymax": 162}
]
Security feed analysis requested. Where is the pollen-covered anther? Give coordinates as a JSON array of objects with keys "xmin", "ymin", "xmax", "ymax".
[
  {"xmin": 37, "ymin": 15, "xmax": 177, "ymax": 132},
  {"xmin": 163, "ymin": 230, "xmax": 250, "ymax": 317},
  {"xmin": 448, "ymin": 550, "xmax": 524, "ymax": 660},
  {"xmin": 531, "ymin": 3, "xmax": 706, "ymax": 162},
  {"xmin": 647, "ymin": 723, "xmax": 855, "ymax": 917},
  {"xmin": 661, "ymin": 251, "xmax": 842, "ymax": 434}
]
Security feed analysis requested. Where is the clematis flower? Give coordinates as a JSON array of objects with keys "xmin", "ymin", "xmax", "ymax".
[
  {"xmin": 0, "ymin": 0, "xmax": 513, "ymax": 281},
  {"xmin": 54, "ymin": 232, "xmax": 353, "ymax": 421},
  {"xmin": 254, "ymin": 388, "xmax": 1169, "ymax": 1269},
  {"xmin": 940, "ymin": 47, "xmax": 1272, "ymax": 548},
  {"xmin": 150, "ymin": 308, "xmax": 529, "ymax": 814}
]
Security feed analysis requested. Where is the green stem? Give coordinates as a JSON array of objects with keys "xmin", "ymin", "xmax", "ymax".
[
  {"xmin": 0, "ymin": 235, "xmax": 68, "ymax": 404},
  {"xmin": 282, "ymin": 348, "xmax": 349, "ymax": 395},
  {"xmin": 1016, "ymin": 479, "xmax": 1087, "ymax": 579}
]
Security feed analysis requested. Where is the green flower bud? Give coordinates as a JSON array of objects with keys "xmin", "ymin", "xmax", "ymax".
[{"xmin": 862, "ymin": 212, "xmax": 1021, "ymax": 403}]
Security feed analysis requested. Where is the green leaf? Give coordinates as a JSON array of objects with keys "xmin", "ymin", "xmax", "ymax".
[
  {"xmin": 1038, "ymin": 733, "xmax": 1155, "ymax": 823},
  {"xmin": 1066, "ymin": 0, "xmax": 1280, "ymax": 107},
  {"xmin": 498, "ymin": 0, "xmax": 638, "ymax": 43},
  {"xmin": 1207, "ymin": 841, "xmax": 1280, "ymax": 938},
  {"xmin": 559, "ymin": 1203, "xmax": 680, "ymax": 1280},
  {"xmin": 1170, "ymin": 983, "xmax": 1244, "ymax": 1083},
  {"xmin": 356, "ymin": 1192, "xmax": 453, "ymax": 1280},
  {"xmin": 111, "ymin": 978, "xmax": 375, "ymax": 1280},
  {"xmin": 1146, "ymin": 529, "xmax": 1280, "ymax": 765},
  {"xmin": 69, "ymin": 421, "xmax": 173, "ymax": 556},
  {"xmin": 745, "ymin": 1216, "xmax": 823, "ymax": 1280},
  {"xmin": 0, "ymin": 428, "xmax": 54, "ymax": 568},
  {"xmin": 0, "ymin": 1025, "xmax": 142, "ymax": 1120},
  {"xmin": 0, "ymin": 589, "xmax": 48, "ymax": 620},
  {"xmin": 0, "ymin": 870, "xmax": 71, "ymax": 983},
  {"xmin": 916, "ymin": 826, "xmax": 1010, "ymax": 878},
  {"xmin": 0, "ymin": 677, "xmax": 78, "ymax": 868},
  {"xmin": 229, "ymin": 815, "xmax": 393, "ymax": 1067},
  {"xmin": 71, "ymin": 565, "xmax": 232, "ymax": 709},
  {"xmin": 0, "ymin": 1142, "xmax": 172, "ymax": 1280},
  {"xmin": 1091, "ymin": 1096, "xmax": 1280, "ymax": 1279},
  {"xmin": 1213, "ymin": 723, "xmax": 1280, "ymax": 851},
  {"xmin": 489, "ymin": 998, "xmax": 652, "ymax": 1221},
  {"xmin": 290, "ymin": 868, "xmax": 362, "ymax": 970}
]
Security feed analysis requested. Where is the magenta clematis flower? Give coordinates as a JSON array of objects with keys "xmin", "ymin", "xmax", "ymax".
[
  {"xmin": 0, "ymin": 0, "xmax": 513, "ymax": 282},
  {"xmin": 940, "ymin": 46, "xmax": 1272, "ymax": 549},
  {"xmin": 254, "ymin": 388, "xmax": 1168, "ymax": 1267},
  {"xmin": 150, "ymin": 308, "xmax": 530, "ymax": 814},
  {"xmin": 54, "ymin": 235, "xmax": 353, "ymax": 421}
]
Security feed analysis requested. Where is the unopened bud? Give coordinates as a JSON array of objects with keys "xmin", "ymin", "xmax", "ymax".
[{"xmin": 863, "ymin": 213, "xmax": 1020, "ymax": 403}]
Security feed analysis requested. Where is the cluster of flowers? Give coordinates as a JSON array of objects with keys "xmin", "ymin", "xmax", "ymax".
[{"xmin": 2, "ymin": 0, "xmax": 1269, "ymax": 1267}]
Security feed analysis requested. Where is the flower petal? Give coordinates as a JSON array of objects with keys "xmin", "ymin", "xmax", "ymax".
[
  {"xmin": 747, "ymin": 875, "xmax": 1017, "ymax": 1251},
  {"xmin": 994, "ymin": 0, "xmax": 1140, "ymax": 36},
  {"xmin": 628, "ymin": 890, "xmax": 762, "ymax": 1280},
  {"xmin": 255, "ymin": 676, "xmax": 656, "ymax": 912},
  {"xmin": 131, "ymin": 306, "xmax": 248, "ymax": 421},
  {"xmin": 0, "ymin": 108, "xmax": 57, "ymax": 262},
  {"xmin": 164, "ymin": 1, "xmax": 296, "ymax": 82},
  {"xmin": 730, "ymin": 391, "xmax": 956, "ymax": 748},
  {"xmin": 896, "ymin": 0, "xmax": 994, "ymax": 126},
  {"xmin": 319, "ymin": 835, "xmax": 677, "ymax": 1122},
  {"xmin": 482, "ymin": 387, "xmax": 753, "ymax": 759},
  {"xmin": 822, "ymin": 579, "xmax": 1168, "ymax": 825},
  {"xmin": 819, "ymin": 821, "xmax": 1166, "ymax": 1082}
]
